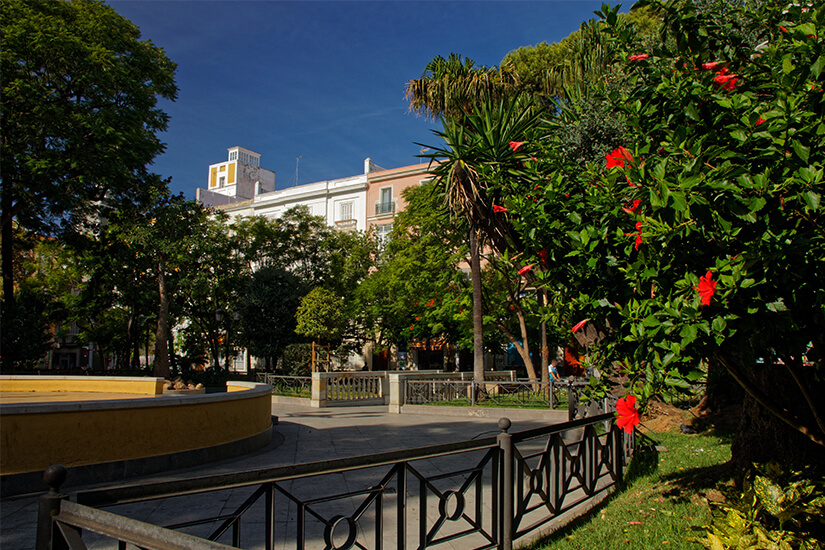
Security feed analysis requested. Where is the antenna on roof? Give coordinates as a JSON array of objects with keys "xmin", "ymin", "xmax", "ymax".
[{"xmin": 295, "ymin": 155, "xmax": 302, "ymax": 186}]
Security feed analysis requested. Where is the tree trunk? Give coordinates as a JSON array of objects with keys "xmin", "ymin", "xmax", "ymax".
[
  {"xmin": 469, "ymin": 230, "xmax": 484, "ymax": 383},
  {"xmin": 153, "ymin": 257, "xmax": 171, "ymax": 379},
  {"xmin": 1, "ymin": 194, "xmax": 15, "ymax": 371},
  {"xmin": 731, "ymin": 364, "xmax": 825, "ymax": 473},
  {"xmin": 538, "ymin": 290, "xmax": 549, "ymax": 385}
]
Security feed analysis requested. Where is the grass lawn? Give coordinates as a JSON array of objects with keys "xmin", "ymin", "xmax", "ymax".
[
  {"xmin": 271, "ymin": 387, "xmax": 311, "ymax": 398},
  {"xmin": 422, "ymin": 392, "xmax": 569, "ymax": 410},
  {"xmin": 525, "ymin": 427, "xmax": 733, "ymax": 550}
]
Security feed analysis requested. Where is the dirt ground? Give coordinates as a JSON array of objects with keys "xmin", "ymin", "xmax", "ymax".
[{"xmin": 640, "ymin": 400, "xmax": 695, "ymax": 433}]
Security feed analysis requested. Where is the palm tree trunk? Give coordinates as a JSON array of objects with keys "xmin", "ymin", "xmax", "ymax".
[{"xmin": 470, "ymin": 230, "xmax": 484, "ymax": 382}]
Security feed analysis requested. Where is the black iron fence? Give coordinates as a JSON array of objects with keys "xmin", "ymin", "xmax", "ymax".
[
  {"xmin": 256, "ymin": 374, "xmax": 312, "ymax": 398},
  {"xmin": 36, "ymin": 412, "xmax": 632, "ymax": 550},
  {"xmin": 405, "ymin": 379, "xmax": 573, "ymax": 410}
]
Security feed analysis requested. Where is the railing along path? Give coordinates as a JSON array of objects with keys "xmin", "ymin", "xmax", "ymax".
[{"xmin": 37, "ymin": 412, "xmax": 632, "ymax": 550}]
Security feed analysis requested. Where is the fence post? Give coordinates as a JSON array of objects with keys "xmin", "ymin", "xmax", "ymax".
[
  {"xmin": 36, "ymin": 464, "xmax": 68, "ymax": 550},
  {"xmin": 471, "ymin": 381, "xmax": 476, "ymax": 406},
  {"xmin": 311, "ymin": 371, "xmax": 327, "ymax": 408},
  {"xmin": 497, "ymin": 418, "xmax": 513, "ymax": 550},
  {"xmin": 567, "ymin": 383, "xmax": 578, "ymax": 422}
]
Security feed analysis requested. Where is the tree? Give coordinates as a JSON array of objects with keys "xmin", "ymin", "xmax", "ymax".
[
  {"xmin": 406, "ymin": 54, "xmax": 513, "ymax": 120},
  {"xmin": 408, "ymin": 55, "xmax": 524, "ymax": 381},
  {"xmin": 100, "ymin": 192, "xmax": 213, "ymax": 377},
  {"xmin": 1, "ymin": 0, "xmax": 177, "ymax": 368},
  {"xmin": 176, "ymin": 209, "xmax": 248, "ymax": 373},
  {"xmin": 295, "ymin": 287, "xmax": 346, "ymax": 345},
  {"xmin": 355, "ymin": 183, "xmax": 471, "ymax": 357},
  {"xmin": 499, "ymin": 0, "xmax": 824, "ymax": 469},
  {"xmin": 500, "ymin": 7, "xmax": 660, "ymax": 98},
  {"xmin": 237, "ymin": 267, "xmax": 304, "ymax": 371},
  {"xmin": 422, "ymin": 93, "xmax": 544, "ymax": 382}
]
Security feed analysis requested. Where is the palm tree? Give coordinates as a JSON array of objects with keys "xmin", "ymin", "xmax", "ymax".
[
  {"xmin": 406, "ymin": 54, "xmax": 514, "ymax": 121},
  {"xmin": 423, "ymin": 94, "xmax": 542, "ymax": 382}
]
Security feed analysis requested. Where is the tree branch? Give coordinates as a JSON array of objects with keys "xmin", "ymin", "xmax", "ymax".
[
  {"xmin": 714, "ymin": 351, "xmax": 825, "ymax": 448},
  {"xmin": 782, "ymin": 354, "xmax": 825, "ymax": 437}
]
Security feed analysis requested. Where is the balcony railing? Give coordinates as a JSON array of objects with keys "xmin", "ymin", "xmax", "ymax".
[
  {"xmin": 374, "ymin": 200, "xmax": 395, "ymax": 216},
  {"xmin": 335, "ymin": 219, "xmax": 357, "ymax": 231}
]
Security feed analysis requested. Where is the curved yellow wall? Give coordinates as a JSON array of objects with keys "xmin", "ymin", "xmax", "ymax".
[{"xmin": 0, "ymin": 379, "xmax": 272, "ymax": 475}]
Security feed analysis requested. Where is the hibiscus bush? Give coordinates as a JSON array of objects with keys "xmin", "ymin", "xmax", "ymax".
[{"xmin": 497, "ymin": 0, "xmax": 824, "ymax": 462}]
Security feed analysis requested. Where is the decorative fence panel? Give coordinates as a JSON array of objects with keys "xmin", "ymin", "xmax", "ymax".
[
  {"xmin": 257, "ymin": 374, "xmax": 312, "ymax": 398},
  {"xmin": 37, "ymin": 413, "xmax": 631, "ymax": 550},
  {"xmin": 327, "ymin": 373, "xmax": 384, "ymax": 403},
  {"xmin": 405, "ymin": 380, "xmax": 570, "ymax": 410}
]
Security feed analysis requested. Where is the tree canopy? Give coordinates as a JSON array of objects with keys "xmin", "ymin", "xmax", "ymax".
[{"xmin": 1, "ymin": 0, "xmax": 177, "ymax": 368}]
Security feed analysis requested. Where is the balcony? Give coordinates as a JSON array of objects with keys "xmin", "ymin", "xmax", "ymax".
[
  {"xmin": 335, "ymin": 219, "xmax": 357, "ymax": 232},
  {"xmin": 374, "ymin": 201, "xmax": 395, "ymax": 216}
]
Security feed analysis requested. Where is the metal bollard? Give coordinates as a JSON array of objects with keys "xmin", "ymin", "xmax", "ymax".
[
  {"xmin": 497, "ymin": 418, "xmax": 513, "ymax": 550},
  {"xmin": 35, "ymin": 464, "xmax": 68, "ymax": 550}
]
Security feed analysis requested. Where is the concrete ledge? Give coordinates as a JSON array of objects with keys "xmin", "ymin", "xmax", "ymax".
[
  {"xmin": 0, "ymin": 423, "xmax": 277, "ymax": 498},
  {"xmin": 271, "ymin": 395, "xmax": 311, "ymax": 406},
  {"xmin": 0, "ymin": 375, "xmax": 165, "ymax": 395},
  {"xmin": 400, "ymin": 404, "xmax": 569, "ymax": 423}
]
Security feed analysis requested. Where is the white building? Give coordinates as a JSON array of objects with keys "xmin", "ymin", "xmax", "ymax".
[
  {"xmin": 196, "ymin": 146, "xmax": 276, "ymax": 207},
  {"xmin": 197, "ymin": 152, "xmax": 390, "ymax": 234}
]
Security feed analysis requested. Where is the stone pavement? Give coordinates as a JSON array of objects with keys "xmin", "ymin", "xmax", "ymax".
[{"xmin": 0, "ymin": 403, "xmax": 572, "ymax": 549}]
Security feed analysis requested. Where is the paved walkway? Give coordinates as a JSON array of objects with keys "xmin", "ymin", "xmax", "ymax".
[{"xmin": 0, "ymin": 403, "xmax": 573, "ymax": 549}]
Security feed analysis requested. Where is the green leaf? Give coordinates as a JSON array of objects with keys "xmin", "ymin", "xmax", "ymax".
[
  {"xmin": 811, "ymin": 55, "xmax": 824, "ymax": 79},
  {"xmin": 792, "ymin": 141, "xmax": 810, "ymax": 163},
  {"xmin": 643, "ymin": 314, "xmax": 661, "ymax": 327},
  {"xmin": 803, "ymin": 191, "xmax": 821, "ymax": 210}
]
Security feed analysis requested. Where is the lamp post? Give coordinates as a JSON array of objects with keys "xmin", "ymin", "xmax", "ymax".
[
  {"xmin": 215, "ymin": 308, "xmax": 240, "ymax": 372},
  {"xmin": 214, "ymin": 309, "xmax": 224, "ymax": 369}
]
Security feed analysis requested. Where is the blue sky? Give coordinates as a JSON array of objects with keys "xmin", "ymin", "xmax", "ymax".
[{"xmin": 109, "ymin": 0, "xmax": 615, "ymax": 199}]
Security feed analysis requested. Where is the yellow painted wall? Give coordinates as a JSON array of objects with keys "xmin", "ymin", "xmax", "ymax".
[
  {"xmin": 228, "ymin": 162, "xmax": 236, "ymax": 184},
  {"xmin": 0, "ymin": 377, "xmax": 164, "ymax": 395},
  {"xmin": 210, "ymin": 166, "xmax": 217, "ymax": 188},
  {"xmin": 0, "ymin": 389, "xmax": 272, "ymax": 474}
]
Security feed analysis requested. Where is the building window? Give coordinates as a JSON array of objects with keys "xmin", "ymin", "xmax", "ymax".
[
  {"xmin": 339, "ymin": 202, "xmax": 353, "ymax": 221},
  {"xmin": 375, "ymin": 223, "xmax": 393, "ymax": 245},
  {"xmin": 229, "ymin": 150, "xmax": 237, "ymax": 161},
  {"xmin": 218, "ymin": 176, "xmax": 226, "ymax": 188},
  {"xmin": 375, "ymin": 187, "xmax": 394, "ymax": 215}
]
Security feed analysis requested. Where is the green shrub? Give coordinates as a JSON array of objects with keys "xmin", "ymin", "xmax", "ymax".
[{"xmin": 692, "ymin": 463, "xmax": 825, "ymax": 550}]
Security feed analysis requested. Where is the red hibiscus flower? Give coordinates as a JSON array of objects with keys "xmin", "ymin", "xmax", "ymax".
[
  {"xmin": 713, "ymin": 67, "xmax": 739, "ymax": 91},
  {"xmin": 509, "ymin": 141, "xmax": 525, "ymax": 151},
  {"xmin": 538, "ymin": 248, "xmax": 549, "ymax": 266},
  {"xmin": 625, "ymin": 221, "xmax": 643, "ymax": 250},
  {"xmin": 629, "ymin": 54, "xmax": 649, "ymax": 61},
  {"xmin": 493, "ymin": 204, "xmax": 507, "ymax": 213},
  {"xmin": 426, "ymin": 298, "xmax": 436, "ymax": 307},
  {"xmin": 695, "ymin": 270, "xmax": 717, "ymax": 306},
  {"xmin": 571, "ymin": 319, "xmax": 589, "ymax": 333},
  {"xmin": 616, "ymin": 395, "xmax": 640, "ymax": 433},
  {"xmin": 518, "ymin": 264, "xmax": 533, "ymax": 276},
  {"xmin": 622, "ymin": 199, "xmax": 642, "ymax": 215},
  {"xmin": 606, "ymin": 146, "xmax": 634, "ymax": 169},
  {"xmin": 701, "ymin": 61, "xmax": 723, "ymax": 70},
  {"xmin": 756, "ymin": 117, "xmax": 765, "ymax": 126}
]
